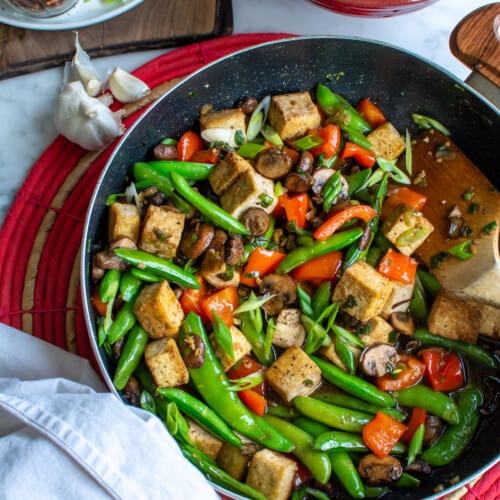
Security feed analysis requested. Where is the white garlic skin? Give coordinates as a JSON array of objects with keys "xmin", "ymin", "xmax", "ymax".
[
  {"xmin": 108, "ymin": 67, "xmax": 150, "ymax": 103},
  {"xmin": 54, "ymin": 81, "xmax": 123, "ymax": 151}
]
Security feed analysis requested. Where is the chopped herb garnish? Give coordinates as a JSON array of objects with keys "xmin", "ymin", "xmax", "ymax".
[
  {"xmin": 303, "ymin": 379, "xmax": 314, "ymax": 387},
  {"xmin": 430, "ymin": 251, "xmax": 448, "ymax": 269},
  {"xmin": 234, "ymin": 129, "xmax": 246, "ymax": 146},
  {"xmin": 462, "ymin": 187, "xmax": 475, "ymax": 201},
  {"xmin": 482, "ymin": 221, "xmax": 498, "ymax": 234},
  {"xmin": 460, "ymin": 225, "xmax": 473, "ymax": 237},
  {"xmin": 468, "ymin": 202, "xmax": 479, "ymax": 214},
  {"xmin": 344, "ymin": 295, "xmax": 358, "ymax": 308}
]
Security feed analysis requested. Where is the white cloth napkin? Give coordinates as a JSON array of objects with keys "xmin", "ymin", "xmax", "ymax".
[{"xmin": 0, "ymin": 323, "xmax": 220, "ymax": 500}]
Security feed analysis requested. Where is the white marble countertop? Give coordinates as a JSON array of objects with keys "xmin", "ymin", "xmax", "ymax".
[{"xmin": 0, "ymin": 0, "xmax": 492, "ymax": 225}]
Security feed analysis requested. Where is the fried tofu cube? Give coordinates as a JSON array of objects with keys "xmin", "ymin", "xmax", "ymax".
[
  {"xmin": 139, "ymin": 205, "xmax": 185, "ymax": 259},
  {"xmin": 133, "ymin": 281, "xmax": 184, "ymax": 339},
  {"xmin": 428, "ymin": 291, "xmax": 480, "ymax": 344},
  {"xmin": 199, "ymin": 107, "xmax": 247, "ymax": 137},
  {"xmin": 108, "ymin": 202, "xmax": 140, "ymax": 244},
  {"xmin": 272, "ymin": 308, "xmax": 306, "ymax": 349},
  {"xmin": 359, "ymin": 316, "xmax": 395, "ymax": 346},
  {"xmin": 246, "ymin": 449, "xmax": 297, "ymax": 500},
  {"xmin": 333, "ymin": 261, "xmax": 394, "ymax": 322},
  {"xmin": 268, "ymin": 92, "xmax": 322, "ymax": 140},
  {"xmin": 186, "ymin": 418, "xmax": 224, "ymax": 460},
  {"xmin": 208, "ymin": 151, "xmax": 252, "ymax": 195},
  {"xmin": 211, "ymin": 325, "xmax": 252, "ymax": 372},
  {"xmin": 381, "ymin": 281, "xmax": 414, "ymax": 319},
  {"xmin": 220, "ymin": 168, "xmax": 277, "ymax": 219},
  {"xmin": 382, "ymin": 204, "xmax": 434, "ymax": 256},
  {"xmin": 475, "ymin": 302, "xmax": 500, "ymax": 338},
  {"xmin": 366, "ymin": 121, "xmax": 406, "ymax": 160},
  {"xmin": 144, "ymin": 338, "xmax": 189, "ymax": 388},
  {"xmin": 216, "ymin": 442, "xmax": 252, "ymax": 481},
  {"xmin": 265, "ymin": 345, "xmax": 322, "ymax": 403}
]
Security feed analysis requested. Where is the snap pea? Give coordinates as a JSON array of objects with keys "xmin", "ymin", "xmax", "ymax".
[
  {"xmin": 180, "ymin": 312, "xmax": 293, "ymax": 452},
  {"xmin": 135, "ymin": 160, "xmax": 215, "ymax": 180},
  {"xmin": 264, "ymin": 414, "xmax": 332, "ymax": 484},
  {"xmin": 157, "ymin": 387, "xmax": 242, "ymax": 448},
  {"xmin": 394, "ymin": 472, "xmax": 421, "ymax": 489},
  {"xmin": 409, "ymin": 274, "xmax": 429, "ymax": 323},
  {"xmin": 364, "ymin": 486, "xmax": 389, "ymax": 498},
  {"xmin": 392, "ymin": 385, "xmax": 460, "ymax": 425},
  {"xmin": 267, "ymin": 403, "xmax": 297, "ymax": 418},
  {"xmin": 180, "ymin": 443, "xmax": 266, "ymax": 500},
  {"xmin": 294, "ymin": 416, "xmax": 330, "ymax": 437},
  {"xmin": 345, "ymin": 169, "xmax": 372, "ymax": 196},
  {"xmin": 407, "ymin": 423, "xmax": 425, "ymax": 466},
  {"xmin": 330, "ymin": 451, "xmax": 366, "ymax": 499},
  {"xmin": 130, "ymin": 266, "xmax": 163, "ymax": 283},
  {"xmin": 170, "ymin": 171, "xmax": 250, "ymax": 236},
  {"xmin": 340, "ymin": 125, "xmax": 373, "ymax": 150},
  {"xmin": 133, "ymin": 161, "xmax": 174, "ymax": 195},
  {"xmin": 314, "ymin": 430, "xmax": 406, "ymax": 455},
  {"xmin": 113, "ymin": 324, "xmax": 148, "ymax": 390},
  {"xmin": 276, "ymin": 227, "xmax": 363, "ymax": 274},
  {"xmin": 421, "ymin": 385, "xmax": 482, "ymax": 466},
  {"xmin": 114, "ymin": 248, "xmax": 200, "ymax": 289},
  {"xmin": 414, "ymin": 328, "xmax": 498, "ymax": 369},
  {"xmin": 99, "ymin": 269, "xmax": 121, "ymax": 303},
  {"xmin": 294, "ymin": 396, "xmax": 372, "ymax": 433},
  {"xmin": 313, "ymin": 389, "xmax": 406, "ymax": 422},
  {"xmin": 312, "ymin": 281, "xmax": 332, "ymax": 319},
  {"xmin": 416, "ymin": 268, "xmax": 441, "ymax": 297},
  {"xmin": 107, "ymin": 300, "xmax": 136, "ymax": 344},
  {"xmin": 310, "ymin": 355, "xmax": 396, "ymax": 408},
  {"xmin": 119, "ymin": 271, "xmax": 142, "ymax": 302}
]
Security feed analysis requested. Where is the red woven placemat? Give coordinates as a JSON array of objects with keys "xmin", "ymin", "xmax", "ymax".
[{"xmin": 0, "ymin": 32, "xmax": 497, "ymax": 500}]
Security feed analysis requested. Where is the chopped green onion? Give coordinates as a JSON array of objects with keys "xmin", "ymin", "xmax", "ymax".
[
  {"xmin": 140, "ymin": 390, "xmax": 157, "ymax": 414},
  {"xmin": 237, "ymin": 142, "xmax": 266, "ymax": 158},
  {"xmin": 405, "ymin": 129, "xmax": 412, "ymax": 175},
  {"xmin": 212, "ymin": 311, "xmax": 234, "ymax": 360},
  {"xmin": 376, "ymin": 157, "xmax": 411, "ymax": 185},
  {"xmin": 228, "ymin": 371, "xmax": 266, "ymax": 392},
  {"xmin": 274, "ymin": 180, "xmax": 285, "ymax": 197},
  {"xmin": 259, "ymin": 193, "xmax": 274, "ymax": 208},
  {"xmin": 234, "ymin": 293, "xmax": 276, "ymax": 314},
  {"xmin": 297, "ymin": 285, "xmax": 314, "ymax": 318},
  {"xmin": 263, "ymin": 317, "xmax": 276, "ymax": 360},
  {"xmin": 411, "ymin": 113, "xmax": 451, "ymax": 136},
  {"xmin": 291, "ymin": 134, "xmax": 324, "ymax": 151},
  {"xmin": 261, "ymin": 123, "xmax": 283, "ymax": 146},
  {"xmin": 105, "ymin": 192, "xmax": 124, "ymax": 205},
  {"xmin": 246, "ymin": 95, "xmax": 271, "ymax": 141}
]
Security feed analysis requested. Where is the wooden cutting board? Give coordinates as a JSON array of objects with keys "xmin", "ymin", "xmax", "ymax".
[{"xmin": 0, "ymin": 0, "xmax": 233, "ymax": 79}]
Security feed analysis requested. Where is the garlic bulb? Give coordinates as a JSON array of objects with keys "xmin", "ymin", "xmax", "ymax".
[
  {"xmin": 54, "ymin": 81, "xmax": 124, "ymax": 151},
  {"xmin": 108, "ymin": 67, "xmax": 150, "ymax": 103},
  {"xmin": 64, "ymin": 33, "xmax": 104, "ymax": 97}
]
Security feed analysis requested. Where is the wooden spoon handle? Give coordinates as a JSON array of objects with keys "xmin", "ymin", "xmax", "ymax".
[{"xmin": 449, "ymin": 3, "xmax": 500, "ymax": 88}]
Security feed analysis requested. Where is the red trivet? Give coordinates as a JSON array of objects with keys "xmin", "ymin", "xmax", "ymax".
[{"xmin": 0, "ymin": 33, "xmax": 497, "ymax": 500}]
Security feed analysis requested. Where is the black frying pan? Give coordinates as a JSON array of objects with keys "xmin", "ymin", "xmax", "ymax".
[{"xmin": 81, "ymin": 35, "xmax": 500, "ymax": 499}]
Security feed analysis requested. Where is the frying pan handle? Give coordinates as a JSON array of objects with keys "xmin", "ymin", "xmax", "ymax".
[{"xmin": 449, "ymin": 3, "xmax": 500, "ymax": 108}]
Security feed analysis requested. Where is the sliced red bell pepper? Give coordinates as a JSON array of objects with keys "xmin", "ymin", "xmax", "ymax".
[
  {"xmin": 382, "ymin": 187, "xmax": 428, "ymax": 220},
  {"xmin": 340, "ymin": 141, "xmax": 376, "ymax": 168},
  {"xmin": 309, "ymin": 124, "xmax": 341, "ymax": 159},
  {"xmin": 279, "ymin": 192, "xmax": 310, "ymax": 229},
  {"xmin": 201, "ymin": 285, "xmax": 239, "ymax": 328},
  {"xmin": 356, "ymin": 98, "xmax": 386, "ymax": 128},
  {"xmin": 401, "ymin": 407, "xmax": 427, "ymax": 442},
  {"xmin": 180, "ymin": 274, "xmax": 210, "ymax": 323},
  {"xmin": 228, "ymin": 355, "xmax": 267, "ymax": 396},
  {"xmin": 313, "ymin": 204, "xmax": 377, "ymax": 241},
  {"xmin": 377, "ymin": 248, "xmax": 418, "ymax": 284},
  {"xmin": 362, "ymin": 411, "xmax": 407, "ymax": 458},
  {"xmin": 177, "ymin": 130, "xmax": 204, "ymax": 161},
  {"xmin": 189, "ymin": 148, "xmax": 220, "ymax": 164},
  {"xmin": 374, "ymin": 354, "xmax": 425, "ymax": 392},
  {"xmin": 240, "ymin": 247, "xmax": 286, "ymax": 287},
  {"xmin": 292, "ymin": 250, "xmax": 343, "ymax": 282},
  {"xmin": 237, "ymin": 389, "xmax": 267, "ymax": 416},
  {"xmin": 420, "ymin": 348, "xmax": 464, "ymax": 392},
  {"xmin": 92, "ymin": 287, "xmax": 108, "ymax": 317}
]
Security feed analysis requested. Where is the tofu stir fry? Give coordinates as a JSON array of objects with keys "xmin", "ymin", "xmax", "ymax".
[{"xmin": 91, "ymin": 83, "xmax": 499, "ymax": 500}]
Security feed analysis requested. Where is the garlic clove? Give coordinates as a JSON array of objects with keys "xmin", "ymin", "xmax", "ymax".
[
  {"xmin": 108, "ymin": 67, "xmax": 150, "ymax": 103},
  {"xmin": 54, "ymin": 81, "xmax": 123, "ymax": 151}
]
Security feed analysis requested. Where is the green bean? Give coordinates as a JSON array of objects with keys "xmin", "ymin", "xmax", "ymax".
[
  {"xmin": 119, "ymin": 271, "xmax": 142, "ymax": 302},
  {"xmin": 421, "ymin": 385, "xmax": 482, "ymax": 466},
  {"xmin": 310, "ymin": 355, "xmax": 396, "ymax": 408},
  {"xmin": 414, "ymin": 328, "xmax": 498, "ymax": 369},
  {"xmin": 294, "ymin": 396, "xmax": 372, "ymax": 433},
  {"xmin": 113, "ymin": 325, "xmax": 148, "ymax": 390},
  {"xmin": 114, "ymin": 248, "xmax": 199, "ymax": 289},
  {"xmin": 135, "ymin": 160, "xmax": 215, "ymax": 180},
  {"xmin": 264, "ymin": 415, "xmax": 332, "ymax": 484},
  {"xmin": 313, "ymin": 389, "xmax": 406, "ymax": 422},
  {"xmin": 99, "ymin": 269, "xmax": 121, "ymax": 303},
  {"xmin": 276, "ymin": 227, "xmax": 363, "ymax": 274},
  {"xmin": 157, "ymin": 387, "xmax": 242, "ymax": 448},
  {"xmin": 129, "ymin": 266, "xmax": 163, "ymax": 283},
  {"xmin": 170, "ymin": 172, "xmax": 250, "ymax": 236},
  {"xmin": 392, "ymin": 385, "xmax": 460, "ymax": 425},
  {"xmin": 407, "ymin": 423, "xmax": 425, "ymax": 466},
  {"xmin": 312, "ymin": 281, "xmax": 332, "ymax": 319},
  {"xmin": 180, "ymin": 443, "xmax": 266, "ymax": 500},
  {"xmin": 329, "ymin": 451, "xmax": 366, "ymax": 499},
  {"xmin": 107, "ymin": 300, "xmax": 136, "ymax": 344}
]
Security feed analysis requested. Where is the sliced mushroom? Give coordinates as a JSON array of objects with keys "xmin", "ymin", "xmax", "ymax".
[
  {"xmin": 180, "ymin": 220, "xmax": 215, "ymax": 260},
  {"xmin": 390, "ymin": 311, "xmax": 415, "ymax": 336},
  {"xmin": 95, "ymin": 249, "xmax": 127, "ymax": 271},
  {"xmin": 259, "ymin": 274, "xmax": 297, "ymax": 316},
  {"xmin": 237, "ymin": 96, "xmax": 258, "ymax": 115},
  {"xmin": 447, "ymin": 204, "xmax": 464, "ymax": 239},
  {"xmin": 241, "ymin": 207, "xmax": 271, "ymax": 236},
  {"xmin": 423, "ymin": 415, "xmax": 444, "ymax": 447},
  {"xmin": 153, "ymin": 143, "xmax": 177, "ymax": 161},
  {"xmin": 254, "ymin": 147, "xmax": 294, "ymax": 179},
  {"xmin": 406, "ymin": 460, "xmax": 431, "ymax": 475},
  {"xmin": 122, "ymin": 376, "xmax": 141, "ymax": 407},
  {"xmin": 109, "ymin": 236, "xmax": 138, "ymax": 250},
  {"xmin": 284, "ymin": 171, "xmax": 313, "ymax": 193},
  {"xmin": 226, "ymin": 235, "xmax": 244, "ymax": 266},
  {"xmin": 182, "ymin": 334, "xmax": 206, "ymax": 369},
  {"xmin": 358, "ymin": 454, "xmax": 403, "ymax": 486},
  {"xmin": 359, "ymin": 344, "xmax": 400, "ymax": 378},
  {"xmin": 311, "ymin": 167, "xmax": 335, "ymax": 200},
  {"xmin": 91, "ymin": 255, "xmax": 105, "ymax": 280},
  {"xmin": 296, "ymin": 151, "xmax": 314, "ymax": 175}
]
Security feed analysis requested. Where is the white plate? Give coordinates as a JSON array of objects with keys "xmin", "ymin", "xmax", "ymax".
[{"xmin": 0, "ymin": 0, "xmax": 143, "ymax": 30}]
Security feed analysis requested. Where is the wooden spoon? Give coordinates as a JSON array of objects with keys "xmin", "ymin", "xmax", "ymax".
[{"xmin": 409, "ymin": 129, "xmax": 500, "ymax": 308}]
